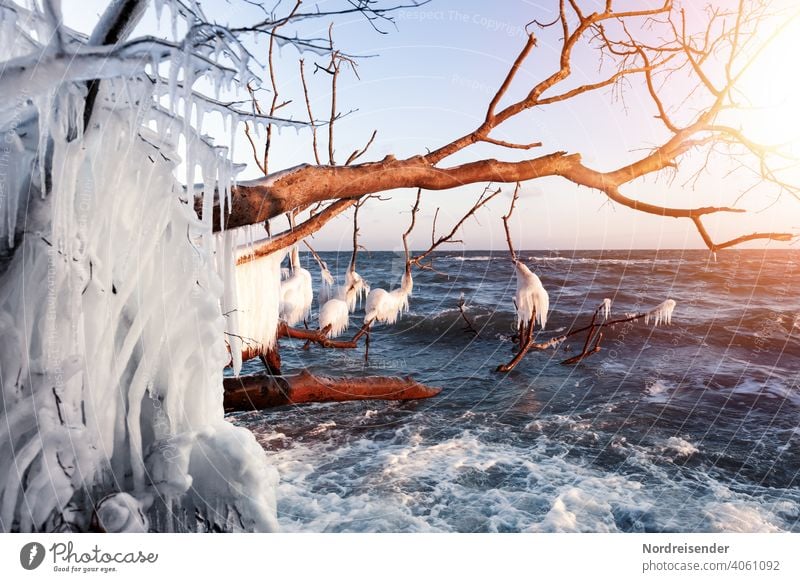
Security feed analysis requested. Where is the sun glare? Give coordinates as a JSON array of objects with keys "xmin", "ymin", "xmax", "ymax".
[{"xmin": 734, "ymin": 14, "xmax": 800, "ymax": 157}]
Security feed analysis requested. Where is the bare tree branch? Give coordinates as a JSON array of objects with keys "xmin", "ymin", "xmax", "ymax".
[{"xmin": 204, "ymin": 1, "xmax": 797, "ymax": 254}]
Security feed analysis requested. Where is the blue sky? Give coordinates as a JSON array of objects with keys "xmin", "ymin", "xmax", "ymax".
[{"xmin": 64, "ymin": 0, "xmax": 800, "ymax": 251}]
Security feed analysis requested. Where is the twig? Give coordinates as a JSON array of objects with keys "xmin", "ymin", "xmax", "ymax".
[
  {"xmin": 457, "ymin": 294, "xmax": 479, "ymax": 336},
  {"xmin": 299, "ymin": 59, "xmax": 321, "ymax": 165},
  {"xmin": 346, "ymin": 129, "xmax": 378, "ymax": 165},
  {"xmin": 502, "ymin": 182, "xmax": 522, "ymax": 262},
  {"xmin": 411, "ymin": 184, "xmax": 502, "ymax": 268},
  {"xmin": 263, "ymin": 0, "xmax": 302, "ymax": 174}
]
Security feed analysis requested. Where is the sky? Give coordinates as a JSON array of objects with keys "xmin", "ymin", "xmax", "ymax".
[{"xmin": 63, "ymin": 0, "xmax": 800, "ymax": 251}]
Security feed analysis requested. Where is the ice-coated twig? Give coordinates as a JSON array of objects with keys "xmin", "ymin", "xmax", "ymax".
[{"xmin": 645, "ymin": 299, "xmax": 677, "ymax": 327}]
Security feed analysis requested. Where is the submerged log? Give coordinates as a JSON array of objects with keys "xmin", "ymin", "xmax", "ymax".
[{"xmin": 223, "ymin": 370, "xmax": 441, "ymax": 411}]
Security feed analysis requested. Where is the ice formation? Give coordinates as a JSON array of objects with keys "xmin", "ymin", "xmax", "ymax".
[
  {"xmin": 645, "ymin": 299, "xmax": 677, "ymax": 326},
  {"xmin": 317, "ymin": 261, "xmax": 336, "ymax": 306},
  {"xmin": 91, "ymin": 493, "xmax": 149, "ymax": 533},
  {"xmin": 229, "ymin": 243, "xmax": 285, "ymax": 375},
  {"xmin": 319, "ymin": 298, "xmax": 350, "ymax": 338},
  {"xmin": 280, "ymin": 246, "xmax": 313, "ymax": 325},
  {"xmin": 514, "ymin": 261, "xmax": 549, "ymax": 330},
  {"xmin": 0, "ymin": 1, "xmax": 280, "ymax": 532},
  {"xmin": 601, "ymin": 298, "xmax": 612, "ymax": 321},
  {"xmin": 315, "ymin": 259, "xmax": 367, "ymax": 335},
  {"xmin": 317, "ymin": 259, "xmax": 369, "ymax": 313},
  {"xmin": 364, "ymin": 269, "xmax": 413, "ymax": 325},
  {"xmin": 344, "ymin": 265, "xmax": 370, "ymax": 311}
]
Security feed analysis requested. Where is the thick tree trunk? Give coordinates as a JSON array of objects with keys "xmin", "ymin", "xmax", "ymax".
[{"xmin": 223, "ymin": 370, "xmax": 441, "ymax": 411}]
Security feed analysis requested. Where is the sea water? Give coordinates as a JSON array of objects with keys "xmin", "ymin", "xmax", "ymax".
[{"xmin": 230, "ymin": 249, "xmax": 800, "ymax": 532}]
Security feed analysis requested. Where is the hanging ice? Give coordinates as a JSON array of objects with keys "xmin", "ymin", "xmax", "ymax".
[
  {"xmin": 228, "ymin": 242, "xmax": 285, "ymax": 374},
  {"xmin": 601, "ymin": 298, "xmax": 612, "ymax": 321},
  {"xmin": 645, "ymin": 299, "xmax": 677, "ymax": 327},
  {"xmin": 279, "ymin": 245, "xmax": 313, "ymax": 325},
  {"xmin": 514, "ymin": 261, "xmax": 549, "ymax": 330},
  {"xmin": 364, "ymin": 269, "xmax": 413, "ymax": 325},
  {"xmin": 344, "ymin": 265, "xmax": 370, "ymax": 311},
  {"xmin": 317, "ymin": 261, "xmax": 336, "ymax": 306},
  {"xmin": 0, "ymin": 1, "xmax": 280, "ymax": 532},
  {"xmin": 319, "ymin": 299, "xmax": 350, "ymax": 338}
]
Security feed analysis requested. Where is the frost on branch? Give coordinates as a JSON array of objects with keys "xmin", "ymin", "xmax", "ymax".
[{"xmin": 0, "ymin": 1, "xmax": 281, "ymax": 532}]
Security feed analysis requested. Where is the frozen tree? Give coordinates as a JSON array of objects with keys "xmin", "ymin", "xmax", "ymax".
[{"xmin": 0, "ymin": 0, "xmax": 424, "ymax": 533}]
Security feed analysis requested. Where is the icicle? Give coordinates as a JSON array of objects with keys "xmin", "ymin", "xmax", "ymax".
[
  {"xmin": 0, "ymin": 0, "xmax": 283, "ymax": 534},
  {"xmin": 167, "ymin": 49, "xmax": 179, "ymax": 114},
  {"xmin": 235, "ymin": 249, "xmax": 286, "ymax": 352},
  {"xmin": 318, "ymin": 261, "xmax": 335, "ymax": 306},
  {"xmin": 514, "ymin": 261, "xmax": 549, "ymax": 330},
  {"xmin": 1, "ymin": 130, "xmax": 24, "ymax": 246},
  {"xmin": 601, "ymin": 298, "xmax": 612, "ymax": 321},
  {"xmin": 154, "ymin": 0, "xmax": 166, "ymax": 27},
  {"xmin": 344, "ymin": 266, "xmax": 369, "ymax": 311},
  {"xmin": 645, "ymin": 299, "xmax": 677, "ymax": 327},
  {"xmin": 319, "ymin": 299, "xmax": 349, "ymax": 338},
  {"xmin": 220, "ymin": 232, "xmax": 242, "ymax": 375},
  {"xmin": 279, "ymin": 246, "xmax": 313, "ymax": 325},
  {"xmin": 170, "ymin": 0, "xmax": 178, "ymax": 41}
]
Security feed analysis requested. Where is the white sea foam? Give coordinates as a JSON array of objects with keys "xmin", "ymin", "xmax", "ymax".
[
  {"xmin": 731, "ymin": 378, "xmax": 800, "ymax": 407},
  {"xmin": 446, "ymin": 255, "xmax": 681, "ymax": 266},
  {"xmin": 661, "ymin": 437, "xmax": 699, "ymax": 458},
  {"xmin": 243, "ymin": 424, "xmax": 795, "ymax": 533},
  {"xmin": 525, "ymin": 256, "xmax": 680, "ymax": 266},
  {"xmin": 451, "ymin": 256, "xmax": 495, "ymax": 262},
  {"xmin": 645, "ymin": 379, "xmax": 673, "ymax": 403},
  {"xmin": 703, "ymin": 502, "xmax": 783, "ymax": 533}
]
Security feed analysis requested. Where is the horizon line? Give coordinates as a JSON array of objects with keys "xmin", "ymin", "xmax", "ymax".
[{"xmin": 300, "ymin": 247, "xmax": 796, "ymax": 252}]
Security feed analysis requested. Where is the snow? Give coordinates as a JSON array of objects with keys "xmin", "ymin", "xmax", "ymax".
[
  {"xmin": 0, "ymin": 2, "xmax": 279, "ymax": 532},
  {"xmin": 514, "ymin": 261, "xmax": 549, "ymax": 330}
]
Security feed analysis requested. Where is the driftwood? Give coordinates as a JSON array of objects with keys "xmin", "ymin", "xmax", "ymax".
[
  {"xmin": 223, "ymin": 370, "xmax": 441, "ymax": 411},
  {"xmin": 457, "ymin": 294, "xmax": 478, "ymax": 336},
  {"xmin": 496, "ymin": 303, "xmax": 673, "ymax": 372}
]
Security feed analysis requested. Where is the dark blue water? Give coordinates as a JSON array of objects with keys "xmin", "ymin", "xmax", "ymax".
[{"xmin": 230, "ymin": 249, "xmax": 800, "ymax": 532}]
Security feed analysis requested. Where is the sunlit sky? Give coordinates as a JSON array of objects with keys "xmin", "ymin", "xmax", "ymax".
[{"xmin": 64, "ymin": 0, "xmax": 800, "ymax": 251}]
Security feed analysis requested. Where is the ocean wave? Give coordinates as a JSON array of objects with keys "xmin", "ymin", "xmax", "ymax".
[
  {"xmin": 444, "ymin": 254, "xmax": 685, "ymax": 266},
  {"xmin": 243, "ymin": 422, "xmax": 798, "ymax": 533},
  {"xmin": 525, "ymin": 256, "xmax": 682, "ymax": 266},
  {"xmin": 660, "ymin": 436, "xmax": 699, "ymax": 458},
  {"xmin": 729, "ymin": 378, "xmax": 800, "ymax": 407},
  {"xmin": 450, "ymin": 255, "xmax": 496, "ymax": 262},
  {"xmin": 645, "ymin": 379, "xmax": 673, "ymax": 403}
]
